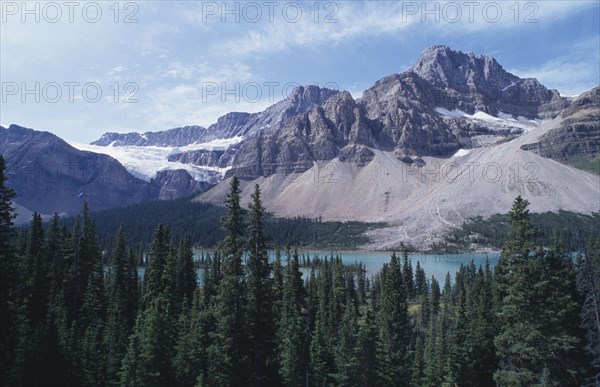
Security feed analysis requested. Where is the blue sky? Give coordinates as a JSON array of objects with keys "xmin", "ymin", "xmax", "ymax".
[{"xmin": 1, "ymin": 0, "xmax": 599, "ymax": 143}]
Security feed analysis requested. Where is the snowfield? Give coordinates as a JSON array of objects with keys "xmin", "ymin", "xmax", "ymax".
[
  {"xmin": 69, "ymin": 136, "xmax": 242, "ymax": 183},
  {"xmin": 435, "ymin": 107, "xmax": 543, "ymax": 132}
]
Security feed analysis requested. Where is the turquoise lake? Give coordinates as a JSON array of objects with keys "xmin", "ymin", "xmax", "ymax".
[
  {"xmin": 136, "ymin": 251, "xmax": 500, "ymax": 283},
  {"xmin": 186, "ymin": 250, "xmax": 499, "ymax": 283}
]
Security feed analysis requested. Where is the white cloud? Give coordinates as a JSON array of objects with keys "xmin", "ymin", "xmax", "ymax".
[
  {"xmin": 510, "ymin": 38, "xmax": 600, "ymax": 95},
  {"xmin": 216, "ymin": 2, "xmax": 416, "ymax": 56}
]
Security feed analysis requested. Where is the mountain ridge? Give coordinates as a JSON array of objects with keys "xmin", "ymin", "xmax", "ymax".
[{"xmin": 4, "ymin": 46, "xmax": 598, "ymax": 243}]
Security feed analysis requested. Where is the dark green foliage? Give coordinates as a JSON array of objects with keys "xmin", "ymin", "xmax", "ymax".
[
  {"xmin": 207, "ymin": 176, "xmax": 250, "ymax": 385},
  {"xmin": 494, "ymin": 196, "xmax": 586, "ymax": 385},
  {"xmin": 3, "ymin": 171, "xmax": 596, "ymax": 387},
  {"xmin": 246, "ymin": 185, "xmax": 279, "ymax": 385},
  {"xmin": 175, "ymin": 235, "xmax": 196, "ymax": 310},
  {"xmin": 144, "ymin": 224, "xmax": 171, "ymax": 301},
  {"xmin": 353, "ymin": 308, "xmax": 379, "ymax": 386},
  {"xmin": 444, "ymin": 210, "xmax": 600, "ymax": 252},
  {"xmin": 62, "ymin": 198, "xmax": 385, "ymax": 251},
  {"xmin": 0, "ymin": 155, "xmax": 19, "ymax": 385},
  {"xmin": 278, "ymin": 250, "xmax": 309, "ymax": 386},
  {"xmin": 105, "ymin": 225, "xmax": 139, "ymax": 385},
  {"xmin": 402, "ymin": 249, "xmax": 416, "ymax": 300},
  {"xmin": 577, "ymin": 236, "xmax": 600, "ymax": 385},
  {"xmin": 377, "ymin": 252, "xmax": 411, "ymax": 386}
]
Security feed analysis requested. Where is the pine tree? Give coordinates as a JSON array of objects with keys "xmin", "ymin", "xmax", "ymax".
[
  {"xmin": 278, "ymin": 250, "xmax": 309, "ymax": 386},
  {"xmin": 468, "ymin": 260, "xmax": 496, "ymax": 386},
  {"xmin": 105, "ymin": 225, "xmax": 138, "ymax": 385},
  {"xmin": 354, "ymin": 308, "xmax": 379, "ymax": 386},
  {"xmin": 17, "ymin": 213, "xmax": 49, "ymax": 386},
  {"xmin": 430, "ymin": 276, "xmax": 441, "ymax": 317},
  {"xmin": 0, "ymin": 154, "xmax": 19, "ymax": 385},
  {"xmin": 310, "ymin": 274, "xmax": 335, "ymax": 386},
  {"xmin": 208, "ymin": 176, "xmax": 249, "ymax": 385},
  {"xmin": 144, "ymin": 225, "xmax": 171, "ymax": 301},
  {"xmin": 22, "ymin": 213, "xmax": 48, "ymax": 329},
  {"xmin": 125, "ymin": 294, "xmax": 175, "ymax": 387},
  {"xmin": 173, "ymin": 298, "xmax": 197, "ymax": 387},
  {"xmin": 493, "ymin": 196, "xmax": 547, "ymax": 385},
  {"xmin": 119, "ymin": 312, "xmax": 144, "ymax": 387},
  {"xmin": 532, "ymin": 237, "xmax": 586, "ymax": 384},
  {"xmin": 377, "ymin": 252, "xmax": 411, "ymax": 386},
  {"xmin": 245, "ymin": 184, "xmax": 278, "ymax": 385},
  {"xmin": 333, "ymin": 301, "xmax": 358, "ymax": 386},
  {"xmin": 175, "ymin": 234, "xmax": 196, "ymax": 310},
  {"xmin": 578, "ymin": 236, "xmax": 600, "ymax": 384},
  {"xmin": 76, "ymin": 211, "xmax": 107, "ymax": 386},
  {"xmin": 415, "ymin": 260, "xmax": 426, "ymax": 298},
  {"xmin": 402, "ymin": 249, "xmax": 415, "ymax": 300}
]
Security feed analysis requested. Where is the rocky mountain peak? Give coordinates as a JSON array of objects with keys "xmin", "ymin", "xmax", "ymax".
[
  {"xmin": 285, "ymin": 85, "xmax": 339, "ymax": 114},
  {"xmin": 411, "ymin": 45, "xmax": 517, "ymax": 92}
]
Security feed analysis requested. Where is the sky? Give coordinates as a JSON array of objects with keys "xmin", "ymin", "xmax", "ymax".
[{"xmin": 1, "ymin": 0, "xmax": 599, "ymax": 143}]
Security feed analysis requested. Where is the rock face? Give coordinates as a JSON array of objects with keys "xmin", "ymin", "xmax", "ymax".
[
  {"xmin": 14, "ymin": 45, "xmax": 596, "ymax": 223},
  {"xmin": 224, "ymin": 47, "xmax": 572, "ymax": 179},
  {"xmin": 521, "ymin": 86, "xmax": 600, "ymax": 162},
  {"xmin": 168, "ymin": 148, "xmax": 237, "ymax": 169},
  {"xmin": 89, "ymin": 47, "xmax": 576, "ymax": 183},
  {"xmin": 410, "ymin": 45, "xmax": 567, "ymax": 118},
  {"xmin": 229, "ymin": 90, "xmax": 375, "ymax": 179},
  {"xmin": 0, "ymin": 125, "xmax": 159, "ymax": 215},
  {"xmin": 154, "ymin": 169, "xmax": 211, "ymax": 200},
  {"xmin": 92, "ymin": 125, "xmax": 207, "ymax": 147}
]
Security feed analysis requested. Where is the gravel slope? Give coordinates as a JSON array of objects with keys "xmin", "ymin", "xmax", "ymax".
[{"xmin": 197, "ymin": 117, "xmax": 600, "ymax": 249}]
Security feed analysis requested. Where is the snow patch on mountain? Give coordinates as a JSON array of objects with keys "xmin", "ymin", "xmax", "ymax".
[
  {"xmin": 435, "ymin": 107, "xmax": 544, "ymax": 132},
  {"xmin": 69, "ymin": 136, "xmax": 242, "ymax": 183}
]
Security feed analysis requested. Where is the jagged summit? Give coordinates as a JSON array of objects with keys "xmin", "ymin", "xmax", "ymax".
[
  {"xmin": 411, "ymin": 45, "xmax": 517, "ymax": 92},
  {"xmin": 4, "ymin": 46, "xmax": 599, "ymax": 243}
]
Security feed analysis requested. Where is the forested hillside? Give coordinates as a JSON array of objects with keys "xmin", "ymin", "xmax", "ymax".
[
  {"xmin": 440, "ymin": 210, "xmax": 600, "ymax": 252},
  {"xmin": 58, "ymin": 199, "xmax": 384, "ymax": 251},
  {"xmin": 1, "ymin": 155, "xmax": 599, "ymax": 386}
]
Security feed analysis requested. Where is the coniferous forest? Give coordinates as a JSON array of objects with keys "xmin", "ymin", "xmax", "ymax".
[{"xmin": 1, "ymin": 154, "xmax": 599, "ymax": 387}]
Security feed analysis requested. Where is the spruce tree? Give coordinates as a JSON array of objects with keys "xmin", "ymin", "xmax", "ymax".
[
  {"xmin": 105, "ymin": 225, "xmax": 138, "ymax": 385},
  {"xmin": 333, "ymin": 301, "xmax": 358, "ymax": 386},
  {"xmin": 278, "ymin": 250, "xmax": 309, "ymax": 386},
  {"xmin": 144, "ymin": 225, "xmax": 171, "ymax": 301},
  {"xmin": 76, "ymin": 212, "xmax": 107, "ymax": 386},
  {"xmin": 17, "ymin": 213, "xmax": 49, "ymax": 386},
  {"xmin": 208, "ymin": 176, "xmax": 249, "ymax": 385},
  {"xmin": 0, "ymin": 154, "xmax": 19, "ymax": 385},
  {"xmin": 246, "ymin": 184, "xmax": 278, "ymax": 385},
  {"xmin": 533, "ymin": 237, "xmax": 586, "ymax": 384},
  {"xmin": 353, "ymin": 308, "xmax": 379, "ymax": 386},
  {"xmin": 578, "ymin": 236, "xmax": 600, "ymax": 384},
  {"xmin": 175, "ymin": 234, "xmax": 196, "ymax": 310},
  {"xmin": 402, "ymin": 249, "xmax": 415, "ymax": 300},
  {"xmin": 377, "ymin": 252, "xmax": 411, "ymax": 386},
  {"xmin": 493, "ymin": 196, "xmax": 547, "ymax": 385}
]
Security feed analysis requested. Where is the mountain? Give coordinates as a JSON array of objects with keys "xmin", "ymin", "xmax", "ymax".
[
  {"xmin": 91, "ymin": 125, "xmax": 208, "ymax": 147},
  {"xmin": 5, "ymin": 46, "xmax": 598, "ymax": 247},
  {"xmin": 0, "ymin": 125, "xmax": 159, "ymax": 217},
  {"xmin": 0, "ymin": 125, "xmax": 213, "ymax": 220},
  {"xmin": 193, "ymin": 46, "xmax": 599, "ymax": 249},
  {"xmin": 154, "ymin": 169, "xmax": 211, "ymax": 201},
  {"xmin": 409, "ymin": 45, "xmax": 567, "ymax": 118},
  {"xmin": 520, "ymin": 85, "xmax": 600, "ymax": 172},
  {"xmin": 224, "ymin": 46, "xmax": 572, "ymax": 180},
  {"xmin": 198, "ymin": 114, "xmax": 599, "ymax": 249}
]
